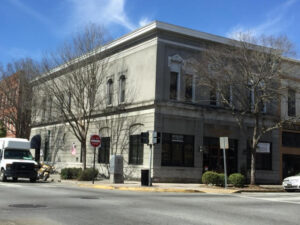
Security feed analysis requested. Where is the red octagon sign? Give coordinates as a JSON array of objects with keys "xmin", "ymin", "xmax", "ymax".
[{"xmin": 90, "ymin": 135, "xmax": 101, "ymax": 147}]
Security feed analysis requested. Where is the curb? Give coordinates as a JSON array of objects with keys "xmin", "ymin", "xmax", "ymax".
[
  {"xmin": 237, "ymin": 189, "xmax": 285, "ymax": 193},
  {"xmin": 78, "ymin": 184, "xmax": 243, "ymax": 194},
  {"xmin": 79, "ymin": 184, "xmax": 205, "ymax": 193}
]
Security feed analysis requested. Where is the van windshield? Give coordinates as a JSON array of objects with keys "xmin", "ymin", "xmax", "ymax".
[{"xmin": 4, "ymin": 149, "xmax": 33, "ymax": 160}]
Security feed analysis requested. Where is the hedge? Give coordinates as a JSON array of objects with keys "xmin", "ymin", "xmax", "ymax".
[
  {"xmin": 60, "ymin": 168, "xmax": 82, "ymax": 179},
  {"xmin": 202, "ymin": 171, "xmax": 219, "ymax": 185},
  {"xmin": 228, "ymin": 173, "xmax": 245, "ymax": 187},
  {"xmin": 78, "ymin": 168, "xmax": 99, "ymax": 181}
]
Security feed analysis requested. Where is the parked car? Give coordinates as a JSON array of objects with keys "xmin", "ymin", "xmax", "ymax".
[{"xmin": 282, "ymin": 173, "xmax": 300, "ymax": 192}]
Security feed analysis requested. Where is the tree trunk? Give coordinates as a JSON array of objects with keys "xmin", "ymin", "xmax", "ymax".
[
  {"xmin": 250, "ymin": 114, "xmax": 259, "ymax": 185},
  {"xmin": 81, "ymin": 141, "xmax": 87, "ymax": 170},
  {"xmin": 250, "ymin": 146, "xmax": 256, "ymax": 185}
]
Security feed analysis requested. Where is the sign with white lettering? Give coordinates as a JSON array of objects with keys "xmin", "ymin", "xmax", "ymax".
[
  {"xmin": 219, "ymin": 137, "xmax": 229, "ymax": 149},
  {"xmin": 257, "ymin": 142, "xmax": 270, "ymax": 153}
]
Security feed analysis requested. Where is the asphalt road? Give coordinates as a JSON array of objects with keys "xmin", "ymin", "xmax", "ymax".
[{"xmin": 0, "ymin": 181, "xmax": 299, "ymax": 225}]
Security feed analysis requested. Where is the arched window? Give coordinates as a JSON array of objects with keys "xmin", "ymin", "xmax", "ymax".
[
  {"xmin": 119, "ymin": 75, "xmax": 126, "ymax": 103},
  {"xmin": 107, "ymin": 79, "xmax": 113, "ymax": 105}
]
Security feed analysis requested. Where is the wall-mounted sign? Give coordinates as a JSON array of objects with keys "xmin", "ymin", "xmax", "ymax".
[
  {"xmin": 172, "ymin": 135, "xmax": 184, "ymax": 142},
  {"xmin": 257, "ymin": 142, "xmax": 270, "ymax": 153}
]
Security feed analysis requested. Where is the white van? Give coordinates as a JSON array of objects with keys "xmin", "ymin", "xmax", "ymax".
[{"xmin": 0, "ymin": 138, "xmax": 38, "ymax": 182}]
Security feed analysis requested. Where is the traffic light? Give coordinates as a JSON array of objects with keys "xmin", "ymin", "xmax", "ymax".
[
  {"xmin": 141, "ymin": 132, "xmax": 149, "ymax": 144},
  {"xmin": 152, "ymin": 132, "xmax": 160, "ymax": 144}
]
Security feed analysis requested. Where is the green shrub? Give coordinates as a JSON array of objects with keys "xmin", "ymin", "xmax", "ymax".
[
  {"xmin": 78, "ymin": 168, "xmax": 99, "ymax": 181},
  {"xmin": 216, "ymin": 173, "xmax": 225, "ymax": 187},
  {"xmin": 202, "ymin": 171, "xmax": 219, "ymax": 185},
  {"xmin": 60, "ymin": 168, "xmax": 82, "ymax": 179},
  {"xmin": 229, "ymin": 173, "xmax": 245, "ymax": 187}
]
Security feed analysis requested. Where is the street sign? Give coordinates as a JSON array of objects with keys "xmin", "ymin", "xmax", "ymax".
[
  {"xmin": 219, "ymin": 136, "xmax": 228, "ymax": 189},
  {"xmin": 219, "ymin": 137, "xmax": 229, "ymax": 149},
  {"xmin": 90, "ymin": 134, "xmax": 101, "ymax": 184},
  {"xmin": 90, "ymin": 135, "xmax": 101, "ymax": 147}
]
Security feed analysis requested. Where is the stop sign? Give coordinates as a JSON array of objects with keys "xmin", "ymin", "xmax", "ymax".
[{"xmin": 90, "ymin": 135, "xmax": 101, "ymax": 147}]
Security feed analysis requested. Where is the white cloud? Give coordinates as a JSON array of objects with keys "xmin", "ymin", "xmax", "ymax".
[
  {"xmin": 139, "ymin": 17, "xmax": 152, "ymax": 27},
  {"xmin": 226, "ymin": 0, "xmax": 298, "ymax": 39},
  {"xmin": 8, "ymin": 0, "xmax": 152, "ymax": 37},
  {"xmin": 66, "ymin": 0, "xmax": 137, "ymax": 31}
]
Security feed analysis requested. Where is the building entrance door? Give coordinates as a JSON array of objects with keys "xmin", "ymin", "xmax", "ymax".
[{"xmin": 203, "ymin": 137, "xmax": 238, "ymax": 174}]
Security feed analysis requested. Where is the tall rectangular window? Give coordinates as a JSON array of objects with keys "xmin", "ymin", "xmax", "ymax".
[
  {"xmin": 48, "ymin": 97, "xmax": 52, "ymax": 121},
  {"xmin": 184, "ymin": 74, "xmax": 193, "ymax": 102},
  {"xmin": 256, "ymin": 142, "xmax": 272, "ymax": 170},
  {"xmin": 161, "ymin": 133, "xmax": 194, "ymax": 167},
  {"xmin": 98, "ymin": 137, "xmax": 110, "ymax": 164},
  {"xmin": 169, "ymin": 72, "xmax": 178, "ymax": 100},
  {"xmin": 288, "ymin": 89, "xmax": 296, "ymax": 116},
  {"xmin": 68, "ymin": 91, "xmax": 72, "ymax": 112},
  {"xmin": 210, "ymin": 89, "xmax": 217, "ymax": 105},
  {"xmin": 246, "ymin": 142, "xmax": 272, "ymax": 170},
  {"xmin": 224, "ymin": 85, "xmax": 232, "ymax": 105},
  {"xmin": 41, "ymin": 98, "xmax": 46, "ymax": 122},
  {"xmin": 107, "ymin": 79, "xmax": 113, "ymax": 105},
  {"xmin": 119, "ymin": 75, "xmax": 126, "ymax": 103},
  {"xmin": 129, "ymin": 135, "xmax": 143, "ymax": 165}
]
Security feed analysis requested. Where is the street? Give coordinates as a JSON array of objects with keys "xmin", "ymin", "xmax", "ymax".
[{"xmin": 0, "ymin": 181, "xmax": 300, "ymax": 225}]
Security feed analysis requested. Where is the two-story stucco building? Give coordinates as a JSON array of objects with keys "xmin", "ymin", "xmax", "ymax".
[{"xmin": 30, "ymin": 21, "xmax": 300, "ymax": 184}]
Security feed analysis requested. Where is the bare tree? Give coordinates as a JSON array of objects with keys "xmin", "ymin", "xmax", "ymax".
[
  {"xmin": 194, "ymin": 34, "xmax": 298, "ymax": 184},
  {"xmin": 37, "ymin": 24, "xmax": 110, "ymax": 169},
  {"xmin": 96, "ymin": 68, "xmax": 141, "ymax": 178},
  {"xmin": 0, "ymin": 58, "xmax": 40, "ymax": 139},
  {"xmin": 97, "ymin": 111, "xmax": 141, "ymax": 178},
  {"xmin": 0, "ymin": 120, "xmax": 6, "ymax": 137}
]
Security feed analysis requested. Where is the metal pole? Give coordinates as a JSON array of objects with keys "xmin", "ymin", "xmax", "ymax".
[
  {"xmin": 149, "ymin": 144, "xmax": 152, "ymax": 186},
  {"xmin": 92, "ymin": 147, "xmax": 96, "ymax": 184},
  {"xmin": 223, "ymin": 148, "xmax": 228, "ymax": 188}
]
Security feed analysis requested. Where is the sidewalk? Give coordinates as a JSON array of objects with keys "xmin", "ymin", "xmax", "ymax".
[{"xmin": 49, "ymin": 174, "xmax": 284, "ymax": 194}]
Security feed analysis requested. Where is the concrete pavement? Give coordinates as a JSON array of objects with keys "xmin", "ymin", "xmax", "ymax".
[
  {"xmin": 49, "ymin": 174, "xmax": 285, "ymax": 194},
  {"xmin": 1, "ymin": 182, "xmax": 298, "ymax": 225}
]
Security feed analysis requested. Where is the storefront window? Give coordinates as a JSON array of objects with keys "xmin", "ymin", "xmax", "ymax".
[
  {"xmin": 161, "ymin": 133, "xmax": 194, "ymax": 167},
  {"xmin": 98, "ymin": 137, "xmax": 110, "ymax": 164},
  {"xmin": 203, "ymin": 137, "xmax": 238, "ymax": 174}
]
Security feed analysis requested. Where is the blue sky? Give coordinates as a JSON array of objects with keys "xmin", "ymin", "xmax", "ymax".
[{"xmin": 0, "ymin": 0, "xmax": 299, "ymax": 65}]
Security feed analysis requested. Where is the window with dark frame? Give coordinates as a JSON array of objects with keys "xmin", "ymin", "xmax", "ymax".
[
  {"xmin": 224, "ymin": 85, "xmax": 232, "ymax": 105},
  {"xmin": 67, "ymin": 91, "xmax": 72, "ymax": 112},
  {"xmin": 184, "ymin": 74, "xmax": 193, "ymax": 102},
  {"xmin": 161, "ymin": 133, "xmax": 194, "ymax": 167},
  {"xmin": 203, "ymin": 137, "xmax": 238, "ymax": 174},
  {"xmin": 48, "ymin": 97, "xmax": 52, "ymax": 121},
  {"xmin": 169, "ymin": 72, "xmax": 178, "ymax": 100},
  {"xmin": 247, "ymin": 142, "xmax": 272, "ymax": 170},
  {"xmin": 256, "ymin": 142, "xmax": 272, "ymax": 170},
  {"xmin": 107, "ymin": 79, "xmax": 113, "ymax": 105},
  {"xmin": 98, "ymin": 137, "xmax": 110, "ymax": 164},
  {"xmin": 282, "ymin": 132, "xmax": 300, "ymax": 148},
  {"xmin": 41, "ymin": 98, "xmax": 46, "ymax": 122},
  {"xmin": 288, "ymin": 89, "xmax": 296, "ymax": 117},
  {"xmin": 129, "ymin": 135, "xmax": 144, "ymax": 165},
  {"xmin": 210, "ymin": 89, "xmax": 217, "ymax": 105},
  {"xmin": 119, "ymin": 75, "xmax": 126, "ymax": 103}
]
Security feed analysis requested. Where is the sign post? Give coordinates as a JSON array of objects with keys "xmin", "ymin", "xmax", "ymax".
[
  {"xmin": 149, "ymin": 144, "xmax": 152, "ymax": 186},
  {"xmin": 219, "ymin": 137, "xmax": 229, "ymax": 189},
  {"xmin": 90, "ymin": 135, "xmax": 101, "ymax": 184}
]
